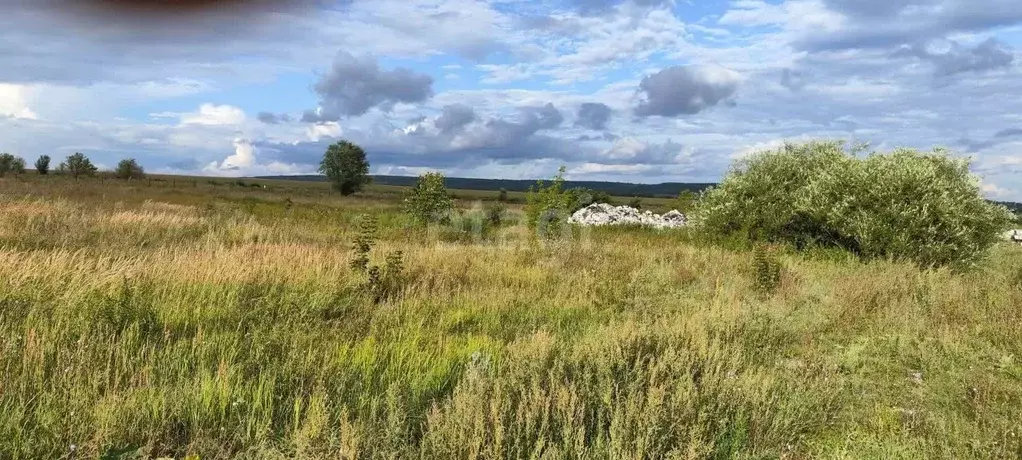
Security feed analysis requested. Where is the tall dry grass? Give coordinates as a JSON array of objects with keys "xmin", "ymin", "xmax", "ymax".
[{"xmin": 1, "ymin": 177, "xmax": 1020, "ymax": 459}]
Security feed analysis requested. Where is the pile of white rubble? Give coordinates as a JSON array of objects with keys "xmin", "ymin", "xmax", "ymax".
[
  {"xmin": 568, "ymin": 203, "xmax": 687, "ymax": 229},
  {"xmin": 1005, "ymin": 229, "xmax": 1022, "ymax": 244}
]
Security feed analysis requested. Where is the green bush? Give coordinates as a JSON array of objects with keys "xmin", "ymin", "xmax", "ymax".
[
  {"xmin": 694, "ymin": 140, "xmax": 1012, "ymax": 268},
  {"xmin": 11, "ymin": 157, "xmax": 25, "ymax": 175},
  {"xmin": 524, "ymin": 166, "xmax": 574, "ymax": 238},
  {"xmin": 484, "ymin": 201, "xmax": 506, "ymax": 226},
  {"xmin": 114, "ymin": 158, "xmax": 145, "ymax": 180},
  {"xmin": 404, "ymin": 172, "xmax": 454, "ymax": 225},
  {"xmin": 673, "ymin": 190, "xmax": 699, "ymax": 213},
  {"xmin": 437, "ymin": 204, "xmax": 504, "ymax": 244},
  {"xmin": 565, "ymin": 187, "xmax": 613, "ymax": 211},
  {"xmin": 350, "ymin": 215, "xmax": 378, "ymax": 273},
  {"xmin": 348, "ymin": 214, "xmax": 404, "ymax": 303}
]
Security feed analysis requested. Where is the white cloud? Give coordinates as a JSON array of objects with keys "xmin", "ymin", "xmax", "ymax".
[
  {"xmin": 306, "ymin": 122, "xmax": 343, "ymax": 141},
  {"xmin": 180, "ymin": 104, "xmax": 247, "ymax": 126},
  {"xmin": 981, "ymin": 181, "xmax": 1013, "ymax": 199},
  {"xmin": 0, "ymin": 84, "xmax": 39, "ymax": 120},
  {"xmin": 203, "ymin": 138, "xmax": 301, "ymax": 176},
  {"xmin": 223, "ymin": 138, "xmax": 257, "ymax": 169}
]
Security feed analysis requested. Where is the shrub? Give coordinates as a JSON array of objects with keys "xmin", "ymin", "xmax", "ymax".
[
  {"xmin": 628, "ymin": 197, "xmax": 643, "ymax": 209},
  {"xmin": 565, "ymin": 187, "xmax": 612, "ymax": 211},
  {"xmin": 350, "ymin": 215, "xmax": 378, "ymax": 273},
  {"xmin": 498, "ymin": 188, "xmax": 509, "ymax": 202},
  {"xmin": 404, "ymin": 172, "xmax": 454, "ymax": 225},
  {"xmin": 11, "ymin": 157, "xmax": 25, "ymax": 175},
  {"xmin": 349, "ymin": 214, "xmax": 404, "ymax": 303},
  {"xmin": 752, "ymin": 244, "xmax": 783, "ymax": 295},
  {"xmin": 673, "ymin": 190, "xmax": 699, "ymax": 213},
  {"xmin": 524, "ymin": 166, "xmax": 574, "ymax": 238},
  {"xmin": 35, "ymin": 155, "xmax": 50, "ymax": 175},
  {"xmin": 320, "ymin": 140, "xmax": 370, "ymax": 195},
  {"xmin": 114, "ymin": 158, "xmax": 145, "ymax": 180},
  {"xmin": 694, "ymin": 140, "xmax": 1013, "ymax": 268},
  {"xmin": 58, "ymin": 152, "xmax": 98, "ymax": 179},
  {"xmin": 484, "ymin": 201, "xmax": 506, "ymax": 227},
  {"xmin": 0, "ymin": 153, "xmax": 15, "ymax": 177},
  {"xmin": 440, "ymin": 203, "xmax": 504, "ymax": 244}
]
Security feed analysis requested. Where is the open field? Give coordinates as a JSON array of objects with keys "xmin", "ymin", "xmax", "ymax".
[{"xmin": 2, "ymin": 175, "xmax": 1022, "ymax": 459}]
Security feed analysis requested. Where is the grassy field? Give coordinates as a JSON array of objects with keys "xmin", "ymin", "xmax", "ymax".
[{"xmin": 1, "ymin": 174, "xmax": 1021, "ymax": 459}]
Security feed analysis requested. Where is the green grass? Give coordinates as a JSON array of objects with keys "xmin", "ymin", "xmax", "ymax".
[{"xmin": 1, "ymin": 175, "xmax": 1021, "ymax": 459}]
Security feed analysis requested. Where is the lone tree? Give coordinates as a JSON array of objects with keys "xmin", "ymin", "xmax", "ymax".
[
  {"xmin": 319, "ymin": 140, "xmax": 370, "ymax": 195},
  {"xmin": 35, "ymin": 155, "xmax": 50, "ymax": 175},
  {"xmin": 114, "ymin": 158, "xmax": 146, "ymax": 180},
  {"xmin": 58, "ymin": 152, "xmax": 98, "ymax": 179},
  {"xmin": 404, "ymin": 172, "xmax": 454, "ymax": 224}
]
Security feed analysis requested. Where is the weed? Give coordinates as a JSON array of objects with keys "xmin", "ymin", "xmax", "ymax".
[
  {"xmin": 349, "ymin": 214, "xmax": 405, "ymax": 302},
  {"xmin": 753, "ymin": 244, "xmax": 783, "ymax": 294},
  {"xmin": 350, "ymin": 214, "xmax": 377, "ymax": 272}
]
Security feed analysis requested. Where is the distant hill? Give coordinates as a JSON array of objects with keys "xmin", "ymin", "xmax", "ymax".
[{"xmin": 255, "ymin": 174, "xmax": 715, "ymax": 198}]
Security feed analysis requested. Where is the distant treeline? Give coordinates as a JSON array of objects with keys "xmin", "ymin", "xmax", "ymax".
[
  {"xmin": 255, "ymin": 174, "xmax": 715, "ymax": 198},
  {"xmin": 256, "ymin": 174, "xmax": 1022, "ymax": 211},
  {"xmin": 996, "ymin": 201, "xmax": 1022, "ymax": 216}
]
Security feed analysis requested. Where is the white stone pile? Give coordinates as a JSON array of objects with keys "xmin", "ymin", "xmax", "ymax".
[
  {"xmin": 568, "ymin": 203, "xmax": 687, "ymax": 229},
  {"xmin": 1005, "ymin": 229, "xmax": 1022, "ymax": 244}
]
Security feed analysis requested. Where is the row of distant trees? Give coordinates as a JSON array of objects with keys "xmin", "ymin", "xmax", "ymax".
[{"xmin": 0, "ymin": 152, "xmax": 145, "ymax": 179}]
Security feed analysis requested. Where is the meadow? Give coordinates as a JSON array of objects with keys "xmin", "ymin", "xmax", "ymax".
[{"xmin": 1, "ymin": 174, "xmax": 1021, "ymax": 459}]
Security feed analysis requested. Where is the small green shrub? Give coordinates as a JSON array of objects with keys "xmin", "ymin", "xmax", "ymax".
[
  {"xmin": 350, "ymin": 215, "xmax": 377, "ymax": 272},
  {"xmin": 673, "ymin": 190, "xmax": 699, "ymax": 213},
  {"xmin": 484, "ymin": 201, "xmax": 506, "ymax": 226},
  {"xmin": 694, "ymin": 140, "xmax": 1013, "ymax": 268},
  {"xmin": 498, "ymin": 188, "xmax": 509, "ymax": 202},
  {"xmin": 752, "ymin": 244, "xmax": 782, "ymax": 295},
  {"xmin": 438, "ymin": 205, "xmax": 501, "ymax": 244},
  {"xmin": 349, "ymin": 214, "xmax": 404, "ymax": 303},
  {"xmin": 114, "ymin": 158, "xmax": 145, "ymax": 180},
  {"xmin": 365, "ymin": 250, "xmax": 405, "ymax": 303},
  {"xmin": 565, "ymin": 187, "xmax": 612, "ymax": 211},
  {"xmin": 628, "ymin": 197, "xmax": 642, "ymax": 209},
  {"xmin": 404, "ymin": 172, "xmax": 454, "ymax": 225},
  {"xmin": 10, "ymin": 157, "xmax": 25, "ymax": 175},
  {"xmin": 524, "ymin": 166, "xmax": 573, "ymax": 238}
]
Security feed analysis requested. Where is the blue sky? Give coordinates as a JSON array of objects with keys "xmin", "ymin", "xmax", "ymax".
[{"xmin": 1, "ymin": 0, "xmax": 1021, "ymax": 199}]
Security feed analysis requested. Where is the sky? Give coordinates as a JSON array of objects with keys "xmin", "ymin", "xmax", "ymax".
[{"xmin": 1, "ymin": 0, "xmax": 1021, "ymax": 199}]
